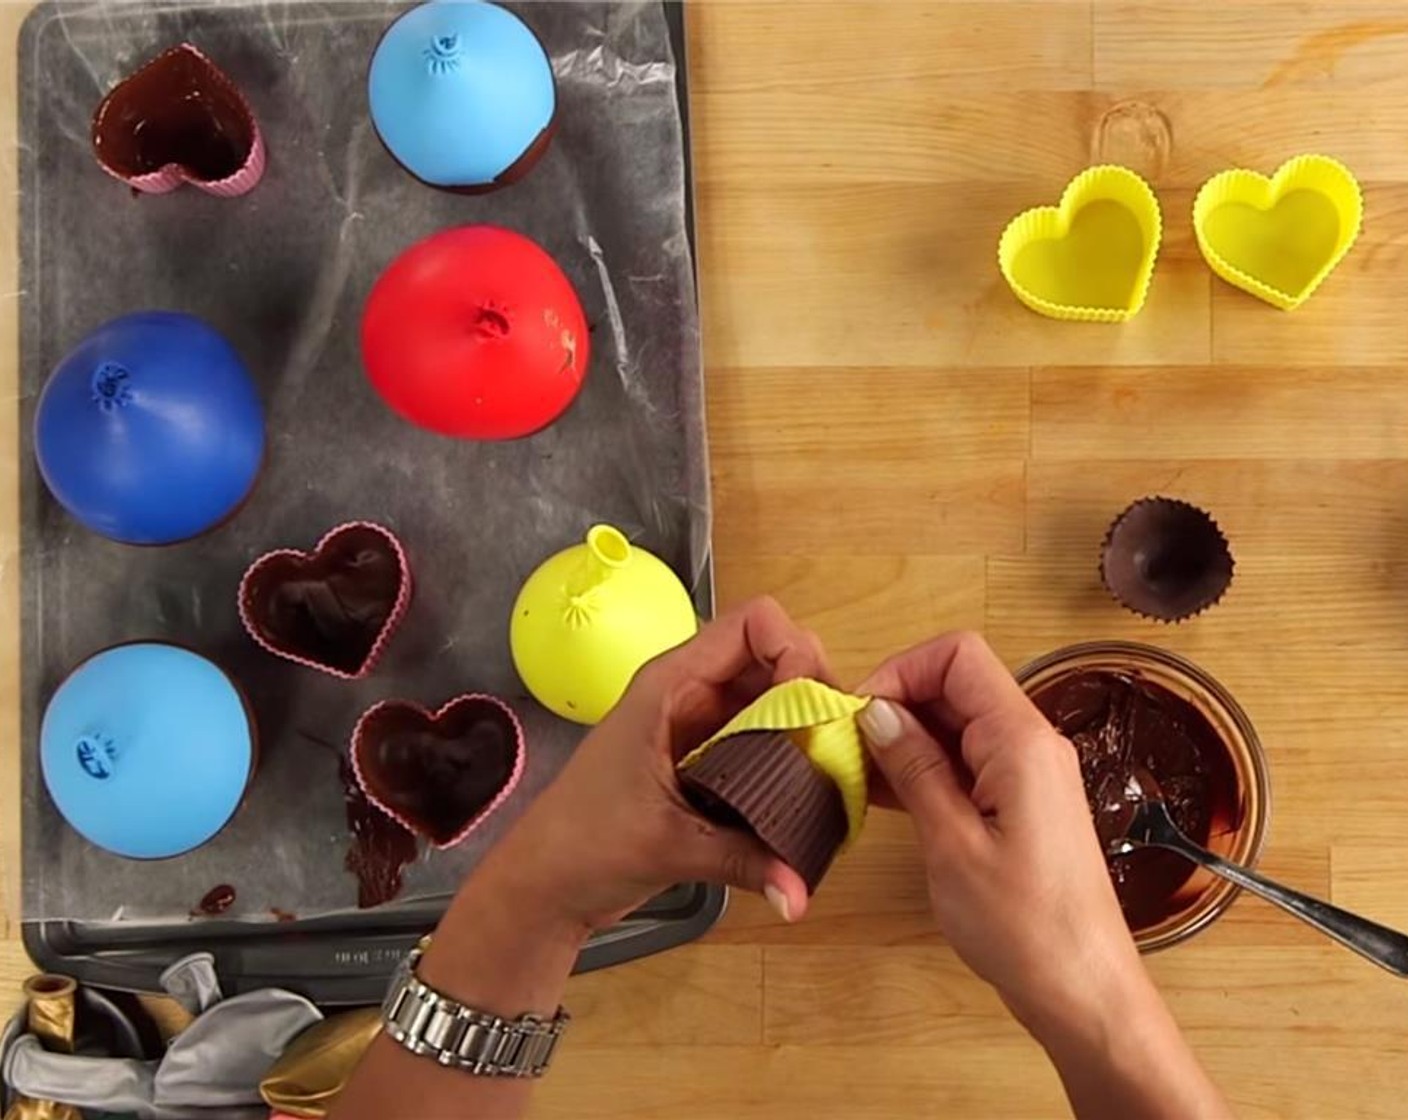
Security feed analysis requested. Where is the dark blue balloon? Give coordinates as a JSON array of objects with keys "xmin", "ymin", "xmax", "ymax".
[{"xmin": 35, "ymin": 312, "xmax": 265, "ymax": 545}]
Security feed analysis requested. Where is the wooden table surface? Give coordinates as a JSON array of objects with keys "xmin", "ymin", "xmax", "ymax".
[{"xmin": 7, "ymin": 2, "xmax": 1408, "ymax": 1117}]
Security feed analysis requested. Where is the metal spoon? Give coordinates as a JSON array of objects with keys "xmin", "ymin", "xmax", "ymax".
[{"xmin": 1105, "ymin": 766, "xmax": 1408, "ymax": 978}]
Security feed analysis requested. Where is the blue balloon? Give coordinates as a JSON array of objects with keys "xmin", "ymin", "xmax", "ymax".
[
  {"xmin": 35, "ymin": 311, "xmax": 265, "ymax": 545},
  {"xmin": 369, "ymin": 0, "xmax": 556, "ymax": 188},
  {"xmin": 41, "ymin": 643, "xmax": 256, "ymax": 860}
]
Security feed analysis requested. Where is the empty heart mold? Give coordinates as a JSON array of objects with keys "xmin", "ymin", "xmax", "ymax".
[
  {"xmin": 998, "ymin": 165, "xmax": 1162, "ymax": 323},
  {"xmin": 91, "ymin": 43, "xmax": 265, "ymax": 196},
  {"xmin": 350, "ymin": 694, "xmax": 526, "ymax": 848},
  {"xmin": 238, "ymin": 522, "xmax": 411, "ymax": 680},
  {"xmin": 1193, "ymin": 154, "xmax": 1362, "ymax": 311}
]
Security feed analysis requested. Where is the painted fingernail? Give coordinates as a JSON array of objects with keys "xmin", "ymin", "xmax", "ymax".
[
  {"xmin": 764, "ymin": 884, "xmax": 792, "ymax": 923},
  {"xmin": 857, "ymin": 698, "xmax": 903, "ymax": 746}
]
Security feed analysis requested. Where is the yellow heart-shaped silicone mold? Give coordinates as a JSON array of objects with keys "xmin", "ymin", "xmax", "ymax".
[
  {"xmin": 1193, "ymin": 154, "xmax": 1361, "ymax": 311},
  {"xmin": 998, "ymin": 165, "xmax": 1162, "ymax": 323},
  {"xmin": 679, "ymin": 678, "xmax": 871, "ymax": 845}
]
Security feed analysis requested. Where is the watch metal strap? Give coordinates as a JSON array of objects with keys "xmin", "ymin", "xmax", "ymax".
[{"xmin": 381, "ymin": 939, "xmax": 570, "ymax": 1077}]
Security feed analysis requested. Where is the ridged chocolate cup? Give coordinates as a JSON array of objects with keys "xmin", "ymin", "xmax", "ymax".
[
  {"xmin": 1101, "ymin": 497, "xmax": 1234, "ymax": 623},
  {"xmin": 678, "ymin": 731, "xmax": 847, "ymax": 893}
]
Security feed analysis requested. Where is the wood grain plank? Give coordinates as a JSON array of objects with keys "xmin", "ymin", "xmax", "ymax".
[
  {"xmin": 1025, "ymin": 459, "xmax": 1408, "ymax": 560},
  {"xmin": 712, "ymin": 459, "xmax": 1025, "ymax": 556},
  {"xmin": 692, "ymin": 1, "xmax": 1093, "ymax": 95},
  {"xmin": 1033, "ymin": 366, "xmax": 1408, "ymax": 461},
  {"xmin": 708, "ymin": 370, "xmax": 1028, "ymax": 555},
  {"xmin": 697, "ymin": 78, "xmax": 1408, "ymax": 191},
  {"xmin": 1094, "ymin": 91, "xmax": 1408, "ymax": 187},
  {"xmin": 706, "ymin": 365, "xmax": 1029, "ymax": 561},
  {"xmin": 764, "ymin": 942, "xmax": 1406, "ymax": 1050},
  {"xmin": 712, "ymin": 553, "xmax": 986, "ymax": 685},
  {"xmin": 696, "ymin": 182, "xmax": 1211, "ymax": 369},
  {"xmin": 0, "ymin": 939, "xmax": 35, "ymax": 1004},
  {"xmin": 565, "ymin": 945, "xmax": 764, "ymax": 1047},
  {"xmin": 708, "ymin": 368, "xmax": 1030, "ymax": 461},
  {"xmin": 529, "ymin": 1038, "xmax": 1408, "ymax": 1120},
  {"xmin": 529, "ymin": 1042, "xmax": 1070, "ymax": 1120},
  {"xmin": 763, "ymin": 945, "xmax": 1022, "ymax": 1046},
  {"xmin": 1095, "ymin": 3, "xmax": 1408, "ymax": 91},
  {"xmin": 985, "ymin": 555, "xmax": 1408, "ymax": 658},
  {"xmin": 1199, "ymin": 1046, "xmax": 1408, "ymax": 1120},
  {"xmin": 693, "ymin": 89, "xmax": 1098, "ymax": 187},
  {"xmin": 1330, "ymin": 847, "xmax": 1408, "ymax": 928}
]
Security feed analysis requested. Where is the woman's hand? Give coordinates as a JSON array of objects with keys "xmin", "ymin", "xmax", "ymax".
[
  {"xmin": 856, "ymin": 630, "xmax": 1139, "ymax": 1031},
  {"xmin": 336, "ymin": 598, "xmax": 828, "ymax": 1120},
  {"xmin": 856, "ymin": 632, "xmax": 1229, "ymax": 1120},
  {"xmin": 488, "ymin": 595, "xmax": 828, "ymax": 936}
]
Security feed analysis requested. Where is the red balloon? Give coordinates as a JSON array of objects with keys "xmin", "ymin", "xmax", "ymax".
[{"xmin": 361, "ymin": 225, "xmax": 589, "ymax": 439}]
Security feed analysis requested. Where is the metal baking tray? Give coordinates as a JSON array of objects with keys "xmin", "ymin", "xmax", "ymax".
[{"xmin": 17, "ymin": 0, "xmax": 723, "ymax": 1004}]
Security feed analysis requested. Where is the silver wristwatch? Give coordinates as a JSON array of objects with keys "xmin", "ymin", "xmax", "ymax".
[{"xmin": 380, "ymin": 937, "xmax": 570, "ymax": 1077}]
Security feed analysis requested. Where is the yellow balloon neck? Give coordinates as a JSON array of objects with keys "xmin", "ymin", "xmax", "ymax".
[{"xmin": 567, "ymin": 524, "xmax": 633, "ymax": 599}]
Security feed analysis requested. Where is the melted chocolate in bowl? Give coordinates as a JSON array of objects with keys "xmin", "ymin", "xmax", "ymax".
[{"xmin": 1031, "ymin": 670, "xmax": 1244, "ymax": 931}]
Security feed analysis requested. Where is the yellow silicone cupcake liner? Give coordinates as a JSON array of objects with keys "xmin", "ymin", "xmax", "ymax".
[
  {"xmin": 679, "ymin": 678, "xmax": 870, "ymax": 845},
  {"xmin": 1193, "ymin": 154, "xmax": 1361, "ymax": 311},
  {"xmin": 998, "ymin": 164, "xmax": 1162, "ymax": 323}
]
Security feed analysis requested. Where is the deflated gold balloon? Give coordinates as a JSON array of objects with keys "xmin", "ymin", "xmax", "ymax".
[
  {"xmin": 5, "ymin": 975, "xmax": 81, "ymax": 1120},
  {"xmin": 260, "ymin": 1007, "xmax": 381, "ymax": 1118},
  {"xmin": 22, "ymin": 976, "xmax": 76, "ymax": 1054}
]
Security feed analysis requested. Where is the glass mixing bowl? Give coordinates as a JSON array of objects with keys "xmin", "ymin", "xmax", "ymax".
[{"xmin": 1016, "ymin": 641, "xmax": 1270, "ymax": 953}]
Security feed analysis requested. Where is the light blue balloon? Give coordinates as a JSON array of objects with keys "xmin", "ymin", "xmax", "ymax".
[
  {"xmin": 41, "ymin": 644, "xmax": 255, "ymax": 860},
  {"xmin": 369, "ymin": 0, "xmax": 556, "ymax": 188}
]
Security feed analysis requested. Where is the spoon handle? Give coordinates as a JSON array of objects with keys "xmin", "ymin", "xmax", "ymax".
[{"xmin": 1158, "ymin": 832, "xmax": 1408, "ymax": 978}]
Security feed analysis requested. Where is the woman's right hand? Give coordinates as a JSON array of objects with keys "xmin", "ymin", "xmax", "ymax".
[
  {"xmin": 855, "ymin": 632, "xmax": 1230, "ymax": 1120},
  {"xmin": 856, "ymin": 631, "xmax": 1143, "ymax": 1033}
]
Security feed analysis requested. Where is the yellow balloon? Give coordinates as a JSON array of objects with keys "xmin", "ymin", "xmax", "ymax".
[{"xmin": 510, "ymin": 525, "xmax": 698, "ymax": 724}]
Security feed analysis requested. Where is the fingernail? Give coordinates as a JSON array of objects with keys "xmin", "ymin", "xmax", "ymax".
[
  {"xmin": 857, "ymin": 698, "xmax": 903, "ymax": 746},
  {"xmin": 764, "ymin": 884, "xmax": 792, "ymax": 923}
]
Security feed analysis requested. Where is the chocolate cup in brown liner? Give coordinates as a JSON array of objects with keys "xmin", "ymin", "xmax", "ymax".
[
  {"xmin": 1100, "ymin": 497, "xmax": 1234, "ymax": 622},
  {"xmin": 678, "ymin": 731, "xmax": 848, "ymax": 893}
]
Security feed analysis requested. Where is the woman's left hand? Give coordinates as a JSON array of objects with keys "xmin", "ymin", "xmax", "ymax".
[{"xmin": 485, "ymin": 595, "xmax": 829, "ymax": 935}]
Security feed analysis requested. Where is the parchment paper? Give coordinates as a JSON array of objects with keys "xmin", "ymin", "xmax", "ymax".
[{"xmin": 18, "ymin": 0, "xmax": 708, "ymax": 924}]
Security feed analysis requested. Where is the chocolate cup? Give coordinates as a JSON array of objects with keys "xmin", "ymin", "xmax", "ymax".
[
  {"xmin": 351, "ymin": 695, "xmax": 526, "ymax": 849},
  {"xmin": 91, "ymin": 43, "xmax": 265, "ymax": 196},
  {"xmin": 678, "ymin": 731, "xmax": 848, "ymax": 893},
  {"xmin": 1101, "ymin": 497, "xmax": 1234, "ymax": 622},
  {"xmin": 239, "ymin": 522, "xmax": 411, "ymax": 680}
]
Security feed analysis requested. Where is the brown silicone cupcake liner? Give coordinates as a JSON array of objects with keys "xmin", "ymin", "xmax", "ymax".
[
  {"xmin": 1100, "ymin": 497, "xmax": 1235, "ymax": 623},
  {"xmin": 678, "ymin": 730, "xmax": 849, "ymax": 893}
]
